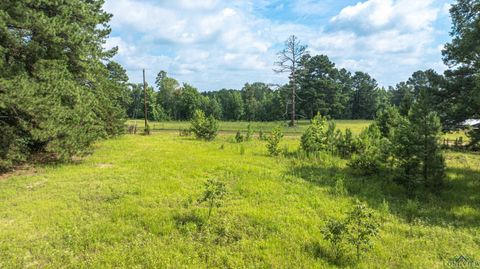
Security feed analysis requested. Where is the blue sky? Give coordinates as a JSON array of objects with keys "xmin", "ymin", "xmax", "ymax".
[{"xmin": 103, "ymin": 0, "xmax": 454, "ymax": 91}]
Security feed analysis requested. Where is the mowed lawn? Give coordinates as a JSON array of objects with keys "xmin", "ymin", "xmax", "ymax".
[{"xmin": 0, "ymin": 133, "xmax": 479, "ymax": 268}]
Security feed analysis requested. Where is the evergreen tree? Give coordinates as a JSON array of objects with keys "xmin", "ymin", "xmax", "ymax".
[
  {"xmin": 351, "ymin": 72, "xmax": 379, "ymax": 120},
  {"xmin": 0, "ymin": 0, "xmax": 125, "ymax": 171},
  {"xmin": 442, "ymin": 0, "xmax": 480, "ymax": 146},
  {"xmin": 394, "ymin": 90, "xmax": 446, "ymax": 193},
  {"xmin": 155, "ymin": 70, "xmax": 179, "ymax": 120},
  {"xmin": 375, "ymin": 106, "xmax": 402, "ymax": 139}
]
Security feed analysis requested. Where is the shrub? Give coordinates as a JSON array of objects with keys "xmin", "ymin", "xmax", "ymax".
[
  {"xmin": 348, "ymin": 153, "xmax": 382, "ymax": 175},
  {"xmin": 336, "ymin": 128, "xmax": 356, "ymax": 158},
  {"xmin": 346, "ymin": 201, "xmax": 379, "ymax": 262},
  {"xmin": 266, "ymin": 126, "xmax": 284, "ymax": 156},
  {"xmin": 258, "ymin": 130, "xmax": 267, "ymax": 141},
  {"xmin": 190, "ymin": 110, "xmax": 219, "ymax": 141},
  {"xmin": 326, "ymin": 122, "xmax": 340, "ymax": 154},
  {"xmin": 404, "ymin": 199, "xmax": 419, "ymax": 224},
  {"xmin": 333, "ymin": 174, "xmax": 348, "ymax": 196},
  {"xmin": 348, "ymin": 125, "xmax": 384, "ymax": 175},
  {"xmin": 393, "ymin": 93, "xmax": 446, "ymax": 193},
  {"xmin": 246, "ymin": 124, "xmax": 254, "ymax": 141},
  {"xmin": 301, "ymin": 113, "xmax": 329, "ymax": 154},
  {"xmin": 235, "ymin": 131, "xmax": 244, "ymax": 143},
  {"xmin": 322, "ymin": 218, "xmax": 347, "ymax": 261},
  {"xmin": 375, "ymin": 105, "xmax": 402, "ymax": 139},
  {"xmin": 197, "ymin": 179, "xmax": 227, "ymax": 219}
]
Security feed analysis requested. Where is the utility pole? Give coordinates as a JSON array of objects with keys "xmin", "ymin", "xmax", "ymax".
[{"xmin": 143, "ymin": 69, "xmax": 149, "ymax": 135}]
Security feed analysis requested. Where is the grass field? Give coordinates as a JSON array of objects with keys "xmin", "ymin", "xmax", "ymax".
[
  {"xmin": 128, "ymin": 119, "xmax": 373, "ymax": 135},
  {"xmin": 128, "ymin": 119, "xmax": 467, "ymax": 141},
  {"xmin": 0, "ymin": 131, "xmax": 479, "ymax": 268}
]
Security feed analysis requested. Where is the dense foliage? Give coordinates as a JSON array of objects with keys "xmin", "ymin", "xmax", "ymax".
[
  {"xmin": 442, "ymin": 0, "xmax": 480, "ymax": 146},
  {"xmin": 190, "ymin": 110, "xmax": 219, "ymax": 141},
  {"xmin": 0, "ymin": 0, "xmax": 128, "ymax": 171}
]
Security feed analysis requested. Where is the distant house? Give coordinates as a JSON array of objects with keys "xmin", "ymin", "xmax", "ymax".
[{"xmin": 460, "ymin": 119, "xmax": 480, "ymax": 130}]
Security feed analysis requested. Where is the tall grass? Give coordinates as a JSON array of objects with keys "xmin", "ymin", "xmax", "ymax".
[{"xmin": 0, "ymin": 133, "xmax": 478, "ymax": 268}]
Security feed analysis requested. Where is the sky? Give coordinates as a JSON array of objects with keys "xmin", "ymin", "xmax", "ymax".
[{"xmin": 103, "ymin": 0, "xmax": 454, "ymax": 91}]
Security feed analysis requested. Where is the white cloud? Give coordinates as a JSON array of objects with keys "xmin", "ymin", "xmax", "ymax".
[{"xmin": 104, "ymin": 0, "xmax": 450, "ymax": 90}]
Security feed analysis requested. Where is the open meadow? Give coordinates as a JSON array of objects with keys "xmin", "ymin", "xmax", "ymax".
[
  {"xmin": 128, "ymin": 120, "xmax": 467, "ymax": 141},
  {"xmin": 0, "ymin": 130, "xmax": 479, "ymax": 268},
  {"xmin": 2, "ymin": 0, "xmax": 479, "ymax": 268}
]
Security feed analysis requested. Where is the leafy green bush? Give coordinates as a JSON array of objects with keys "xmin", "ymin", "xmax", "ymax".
[
  {"xmin": 235, "ymin": 131, "xmax": 244, "ymax": 143},
  {"xmin": 393, "ymin": 93, "xmax": 445, "ymax": 193},
  {"xmin": 321, "ymin": 201, "xmax": 379, "ymax": 263},
  {"xmin": 266, "ymin": 126, "xmax": 284, "ymax": 156},
  {"xmin": 326, "ymin": 122, "xmax": 341, "ymax": 154},
  {"xmin": 348, "ymin": 125, "xmax": 383, "ymax": 175},
  {"xmin": 345, "ymin": 201, "xmax": 379, "ymax": 261},
  {"xmin": 301, "ymin": 113, "xmax": 329, "ymax": 154},
  {"xmin": 197, "ymin": 179, "xmax": 227, "ymax": 219},
  {"xmin": 404, "ymin": 199, "xmax": 419, "ymax": 223},
  {"xmin": 336, "ymin": 128, "xmax": 356, "ymax": 158},
  {"xmin": 190, "ymin": 110, "xmax": 219, "ymax": 141},
  {"xmin": 333, "ymin": 174, "xmax": 348, "ymax": 196},
  {"xmin": 322, "ymin": 218, "xmax": 347, "ymax": 261},
  {"xmin": 375, "ymin": 105, "xmax": 402, "ymax": 139},
  {"xmin": 246, "ymin": 124, "xmax": 254, "ymax": 141}
]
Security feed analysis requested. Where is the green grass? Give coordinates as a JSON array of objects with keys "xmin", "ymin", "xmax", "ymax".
[
  {"xmin": 128, "ymin": 119, "xmax": 468, "ymax": 141},
  {"xmin": 1, "ymin": 132, "xmax": 479, "ymax": 268},
  {"xmin": 128, "ymin": 119, "xmax": 372, "ymax": 135}
]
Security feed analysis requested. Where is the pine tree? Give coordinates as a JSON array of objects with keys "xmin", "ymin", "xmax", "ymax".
[
  {"xmin": 0, "ymin": 0, "xmax": 126, "ymax": 170},
  {"xmin": 394, "ymin": 90, "xmax": 446, "ymax": 193}
]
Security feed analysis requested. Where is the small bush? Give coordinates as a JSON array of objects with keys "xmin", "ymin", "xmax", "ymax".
[
  {"xmin": 190, "ymin": 110, "xmax": 219, "ymax": 141},
  {"xmin": 258, "ymin": 130, "xmax": 267, "ymax": 141},
  {"xmin": 321, "ymin": 201, "xmax": 379, "ymax": 264},
  {"xmin": 348, "ymin": 125, "xmax": 384, "ymax": 175},
  {"xmin": 246, "ymin": 124, "xmax": 254, "ymax": 141},
  {"xmin": 322, "ymin": 218, "xmax": 347, "ymax": 261},
  {"xmin": 336, "ymin": 128, "xmax": 356, "ymax": 158},
  {"xmin": 235, "ymin": 131, "xmax": 244, "ymax": 143},
  {"xmin": 266, "ymin": 126, "xmax": 284, "ymax": 156},
  {"xmin": 348, "ymin": 152, "xmax": 382, "ymax": 175},
  {"xmin": 198, "ymin": 179, "xmax": 227, "ymax": 219},
  {"xmin": 345, "ymin": 201, "xmax": 379, "ymax": 262},
  {"xmin": 333, "ymin": 174, "xmax": 348, "ymax": 196},
  {"xmin": 301, "ymin": 113, "xmax": 329, "ymax": 154},
  {"xmin": 404, "ymin": 199, "xmax": 419, "ymax": 224}
]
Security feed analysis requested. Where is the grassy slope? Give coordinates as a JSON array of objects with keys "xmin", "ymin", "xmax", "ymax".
[{"xmin": 0, "ymin": 133, "xmax": 479, "ymax": 268}]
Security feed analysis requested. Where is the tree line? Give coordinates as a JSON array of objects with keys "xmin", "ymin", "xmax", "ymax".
[{"xmin": 126, "ymin": 65, "xmax": 448, "ymax": 123}]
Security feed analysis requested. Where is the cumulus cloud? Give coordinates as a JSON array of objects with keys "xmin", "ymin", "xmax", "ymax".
[{"xmin": 103, "ymin": 0, "xmax": 451, "ymax": 90}]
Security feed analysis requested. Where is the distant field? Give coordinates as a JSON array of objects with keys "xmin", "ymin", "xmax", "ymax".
[
  {"xmin": 128, "ymin": 119, "xmax": 373, "ymax": 135},
  {"xmin": 127, "ymin": 119, "xmax": 468, "ymax": 140},
  {"xmin": 1, "ymin": 133, "xmax": 478, "ymax": 268}
]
